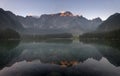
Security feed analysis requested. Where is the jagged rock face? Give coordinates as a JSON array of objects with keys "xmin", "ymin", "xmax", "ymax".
[
  {"xmin": 0, "ymin": 8, "xmax": 23, "ymax": 32},
  {"xmin": 17, "ymin": 11, "xmax": 102, "ymax": 34},
  {"xmin": 56, "ymin": 11, "xmax": 74, "ymax": 16},
  {"xmin": 98, "ymin": 13, "xmax": 120, "ymax": 32}
]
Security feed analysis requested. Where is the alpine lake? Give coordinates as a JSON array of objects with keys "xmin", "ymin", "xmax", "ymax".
[{"xmin": 0, "ymin": 38, "xmax": 120, "ymax": 76}]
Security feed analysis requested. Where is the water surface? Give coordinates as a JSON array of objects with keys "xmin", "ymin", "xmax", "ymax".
[{"xmin": 0, "ymin": 39, "xmax": 120, "ymax": 76}]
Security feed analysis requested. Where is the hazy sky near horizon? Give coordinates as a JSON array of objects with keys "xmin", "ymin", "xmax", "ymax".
[{"xmin": 0, "ymin": 0, "xmax": 120, "ymax": 20}]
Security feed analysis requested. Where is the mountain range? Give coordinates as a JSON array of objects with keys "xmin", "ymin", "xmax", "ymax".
[
  {"xmin": 17, "ymin": 11, "xmax": 102, "ymax": 35},
  {"xmin": 0, "ymin": 8, "xmax": 103, "ymax": 35},
  {"xmin": 0, "ymin": 8, "xmax": 120, "ymax": 38}
]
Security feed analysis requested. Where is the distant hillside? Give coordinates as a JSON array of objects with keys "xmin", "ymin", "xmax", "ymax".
[
  {"xmin": 0, "ymin": 8, "xmax": 23, "ymax": 32},
  {"xmin": 0, "ymin": 8, "xmax": 22, "ymax": 39},
  {"xmin": 98, "ymin": 13, "xmax": 120, "ymax": 32},
  {"xmin": 80, "ymin": 13, "xmax": 120, "ymax": 40}
]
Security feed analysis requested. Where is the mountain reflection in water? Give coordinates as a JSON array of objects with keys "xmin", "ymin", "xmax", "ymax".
[
  {"xmin": 0, "ymin": 58, "xmax": 120, "ymax": 76},
  {"xmin": 0, "ymin": 39, "xmax": 120, "ymax": 76}
]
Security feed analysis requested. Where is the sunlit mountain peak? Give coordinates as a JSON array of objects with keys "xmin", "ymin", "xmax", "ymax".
[
  {"xmin": 60, "ymin": 11, "xmax": 65, "ymax": 13},
  {"xmin": 60, "ymin": 11, "xmax": 73, "ymax": 16}
]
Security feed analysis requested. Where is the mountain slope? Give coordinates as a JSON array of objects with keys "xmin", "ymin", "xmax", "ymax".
[
  {"xmin": 80, "ymin": 13, "xmax": 120, "ymax": 40},
  {"xmin": 0, "ymin": 8, "xmax": 23, "ymax": 32},
  {"xmin": 0, "ymin": 8, "xmax": 22, "ymax": 39},
  {"xmin": 98, "ymin": 13, "xmax": 120, "ymax": 32}
]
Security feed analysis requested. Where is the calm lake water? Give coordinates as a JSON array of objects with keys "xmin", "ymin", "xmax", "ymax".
[{"xmin": 0, "ymin": 39, "xmax": 120, "ymax": 76}]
